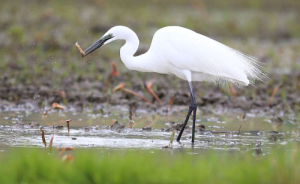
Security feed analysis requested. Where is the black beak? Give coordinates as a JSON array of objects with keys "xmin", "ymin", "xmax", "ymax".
[{"xmin": 83, "ymin": 34, "xmax": 113, "ymax": 57}]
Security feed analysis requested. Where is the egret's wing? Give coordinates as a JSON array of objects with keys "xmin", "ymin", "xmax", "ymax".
[{"xmin": 152, "ymin": 27, "xmax": 264, "ymax": 85}]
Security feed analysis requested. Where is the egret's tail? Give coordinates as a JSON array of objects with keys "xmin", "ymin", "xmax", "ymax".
[{"xmin": 233, "ymin": 49, "xmax": 268, "ymax": 86}]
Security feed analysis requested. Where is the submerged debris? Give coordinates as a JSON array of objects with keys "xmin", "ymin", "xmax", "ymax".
[
  {"xmin": 54, "ymin": 126, "xmax": 64, "ymax": 129},
  {"xmin": 13, "ymin": 122, "xmax": 24, "ymax": 129},
  {"xmin": 83, "ymin": 126, "xmax": 94, "ymax": 132},
  {"xmin": 110, "ymin": 121, "xmax": 125, "ymax": 132},
  {"xmin": 255, "ymin": 141, "xmax": 263, "ymax": 155},
  {"xmin": 198, "ymin": 124, "xmax": 205, "ymax": 131},
  {"xmin": 266, "ymin": 131, "xmax": 285, "ymax": 141},
  {"xmin": 142, "ymin": 126, "xmax": 152, "ymax": 131},
  {"xmin": 29, "ymin": 121, "xmax": 39, "ymax": 128},
  {"xmin": 271, "ymin": 117, "xmax": 284, "ymax": 124},
  {"xmin": 172, "ymin": 123, "xmax": 184, "ymax": 131}
]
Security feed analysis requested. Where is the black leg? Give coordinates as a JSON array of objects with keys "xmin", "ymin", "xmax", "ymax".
[
  {"xmin": 176, "ymin": 106, "xmax": 193, "ymax": 142},
  {"xmin": 192, "ymin": 106, "xmax": 197, "ymax": 143},
  {"xmin": 176, "ymin": 82, "xmax": 197, "ymax": 143}
]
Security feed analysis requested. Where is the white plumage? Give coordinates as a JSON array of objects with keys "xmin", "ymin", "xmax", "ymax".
[
  {"xmin": 81, "ymin": 25, "xmax": 264, "ymax": 143},
  {"xmin": 100, "ymin": 26, "xmax": 263, "ymax": 86}
]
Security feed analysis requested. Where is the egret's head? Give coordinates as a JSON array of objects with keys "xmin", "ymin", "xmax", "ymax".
[{"xmin": 83, "ymin": 26, "xmax": 130, "ymax": 57}]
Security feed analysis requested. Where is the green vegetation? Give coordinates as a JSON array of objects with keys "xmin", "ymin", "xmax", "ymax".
[{"xmin": 0, "ymin": 145, "xmax": 299, "ymax": 183}]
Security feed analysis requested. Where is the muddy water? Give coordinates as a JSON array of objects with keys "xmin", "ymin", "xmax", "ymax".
[{"xmin": 0, "ymin": 107, "xmax": 298, "ymax": 154}]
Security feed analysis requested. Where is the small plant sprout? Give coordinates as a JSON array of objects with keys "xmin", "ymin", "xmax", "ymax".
[
  {"xmin": 40, "ymin": 128, "xmax": 47, "ymax": 148},
  {"xmin": 144, "ymin": 115, "xmax": 159, "ymax": 127},
  {"xmin": 57, "ymin": 147, "xmax": 75, "ymax": 151},
  {"xmin": 66, "ymin": 119, "xmax": 71, "ymax": 136},
  {"xmin": 229, "ymin": 84, "xmax": 237, "ymax": 100},
  {"xmin": 238, "ymin": 113, "xmax": 247, "ymax": 136},
  {"xmin": 106, "ymin": 61, "xmax": 118, "ymax": 92},
  {"xmin": 110, "ymin": 62, "xmax": 118, "ymax": 77},
  {"xmin": 162, "ymin": 130, "xmax": 176, "ymax": 149},
  {"xmin": 169, "ymin": 94, "xmax": 174, "ymax": 111},
  {"xmin": 49, "ymin": 134, "xmax": 54, "ymax": 153},
  {"xmin": 113, "ymin": 83, "xmax": 151, "ymax": 103},
  {"xmin": 52, "ymin": 103, "xmax": 65, "ymax": 110},
  {"xmin": 57, "ymin": 147, "xmax": 75, "ymax": 158},
  {"xmin": 144, "ymin": 81, "xmax": 162, "ymax": 104},
  {"xmin": 55, "ymin": 90, "xmax": 67, "ymax": 104},
  {"xmin": 61, "ymin": 154, "xmax": 74, "ymax": 162},
  {"xmin": 75, "ymin": 41, "xmax": 86, "ymax": 57},
  {"xmin": 267, "ymin": 85, "xmax": 282, "ymax": 106},
  {"xmin": 242, "ymin": 113, "xmax": 246, "ymax": 121},
  {"xmin": 43, "ymin": 108, "xmax": 52, "ymax": 116},
  {"xmin": 129, "ymin": 104, "xmax": 135, "ymax": 122},
  {"xmin": 169, "ymin": 130, "xmax": 175, "ymax": 147},
  {"xmin": 43, "ymin": 103, "xmax": 65, "ymax": 116},
  {"xmin": 112, "ymin": 83, "xmax": 125, "ymax": 93},
  {"xmin": 110, "ymin": 120, "xmax": 117, "ymax": 125}
]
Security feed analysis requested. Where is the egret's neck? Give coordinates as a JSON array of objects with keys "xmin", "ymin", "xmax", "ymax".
[
  {"xmin": 119, "ymin": 28, "xmax": 159, "ymax": 73},
  {"xmin": 119, "ymin": 29, "xmax": 140, "ymax": 69}
]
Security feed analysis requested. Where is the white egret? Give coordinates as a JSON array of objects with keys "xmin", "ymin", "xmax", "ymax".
[{"xmin": 79, "ymin": 26, "xmax": 264, "ymax": 143}]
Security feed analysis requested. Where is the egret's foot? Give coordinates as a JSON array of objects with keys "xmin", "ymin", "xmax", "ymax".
[{"xmin": 176, "ymin": 137, "xmax": 182, "ymax": 143}]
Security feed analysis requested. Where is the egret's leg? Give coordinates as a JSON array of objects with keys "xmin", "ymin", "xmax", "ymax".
[
  {"xmin": 190, "ymin": 82, "xmax": 197, "ymax": 143},
  {"xmin": 176, "ymin": 82, "xmax": 197, "ymax": 143},
  {"xmin": 192, "ymin": 104, "xmax": 197, "ymax": 143},
  {"xmin": 176, "ymin": 107, "xmax": 193, "ymax": 142}
]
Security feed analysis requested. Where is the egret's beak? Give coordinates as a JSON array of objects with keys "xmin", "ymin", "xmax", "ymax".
[{"xmin": 83, "ymin": 34, "xmax": 113, "ymax": 57}]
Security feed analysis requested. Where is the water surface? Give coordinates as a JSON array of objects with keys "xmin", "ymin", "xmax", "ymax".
[{"xmin": 0, "ymin": 107, "xmax": 298, "ymax": 155}]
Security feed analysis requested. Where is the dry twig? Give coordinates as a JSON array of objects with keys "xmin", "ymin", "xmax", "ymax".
[
  {"xmin": 144, "ymin": 81, "xmax": 162, "ymax": 104},
  {"xmin": 267, "ymin": 85, "xmax": 282, "ymax": 106},
  {"xmin": 75, "ymin": 41, "xmax": 86, "ymax": 57},
  {"xmin": 40, "ymin": 128, "xmax": 47, "ymax": 148},
  {"xmin": 113, "ymin": 83, "xmax": 151, "ymax": 103}
]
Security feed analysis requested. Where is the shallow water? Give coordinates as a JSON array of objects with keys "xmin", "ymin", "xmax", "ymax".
[{"xmin": 0, "ymin": 107, "xmax": 298, "ymax": 155}]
